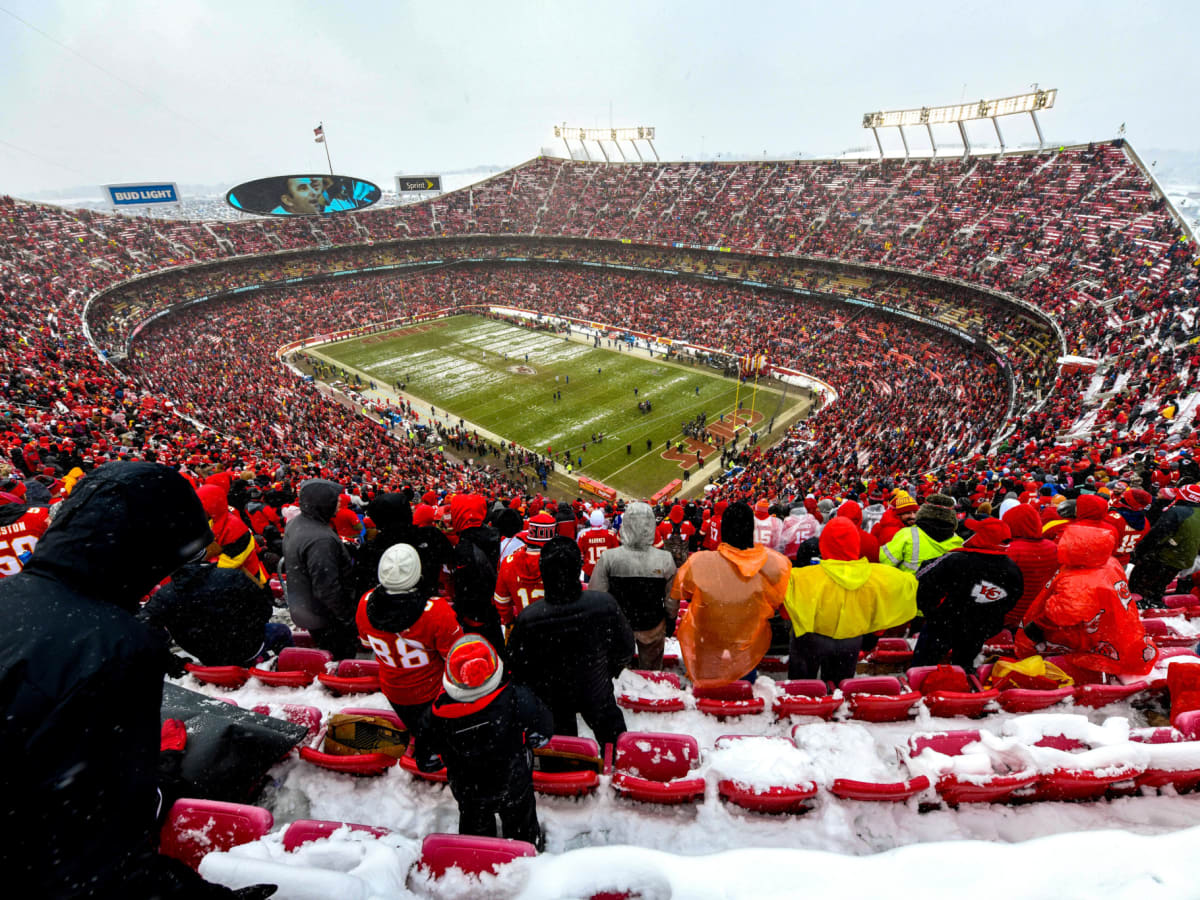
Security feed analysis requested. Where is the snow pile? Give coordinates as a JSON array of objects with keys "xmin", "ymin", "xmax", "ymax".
[{"xmin": 707, "ymin": 735, "xmax": 817, "ymax": 789}]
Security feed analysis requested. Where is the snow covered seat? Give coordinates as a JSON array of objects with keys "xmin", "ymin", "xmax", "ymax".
[
  {"xmin": 299, "ymin": 707, "xmax": 407, "ymax": 777},
  {"xmin": 1141, "ymin": 607, "xmax": 1187, "ymax": 620},
  {"xmin": 977, "ymin": 663, "xmax": 1073, "ymax": 712},
  {"xmin": 758, "ymin": 654, "xmax": 789, "ymax": 672},
  {"xmin": 1144, "ymin": 647, "xmax": 1200, "ymax": 691},
  {"xmin": 184, "ymin": 663, "xmax": 249, "ymax": 689},
  {"xmin": 712, "ymin": 735, "xmax": 817, "ymax": 814},
  {"xmin": 250, "ymin": 703, "xmax": 323, "ymax": 746},
  {"xmin": 611, "ymin": 732, "xmax": 705, "ymax": 805},
  {"xmin": 616, "ymin": 670, "xmax": 686, "ymax": 713},
  {"xmin": 907, "ymin": 730, "xmax": 1039, "ymax": 805},
  {"xmin": 772, "ymin": 679, "xmax": 842, "ymax": 720},
  {"xmin": 282, "ymin": 819, "xmax": 393, "ymax": 852},
  {"xmin": 317, "ymin": 658, "xmax": 382, "ymax": 695},
  {"xmin": 865, "ymin": 637, "xmax": 913, "ymax": 666},
  {"xmin": 1011, "ymin": 715, "xmax": 1145, "ymax": 802},
  {"xmin": 249, "ymin": 647, "xmax": 332, "ymax": 687},
  {"xmin": 159, "ymin": 798, "xmax": 274, "ymax": 870},
  {"xmin": 1130, "ymin": 718, "xmax": 1200, "ymax": 792},
  {"xmin": 839, "ymin": 676, "xmax": 920, "ymax": 722},
  {"xmin": 1072, "ymin": 680, "xmax": 1148, "ymax": 708},
  {"xmin": 692, "ymin": 681, "xmax": 765, "ymax": 718},
  {"xmin": 418, "ymin": 833, "xmax": 537, "ymax": 878},
  {"xmin": 1140, "ymin": 617, "xmax": 1197, "ymax": 648},
  {"xmin": 906, "ymin": 665, "xmax": 998, "ymax": 718},
  {"xmin": 1164, "ymin": 594, "xmax": 1200, "ymax": 612},
  {"xmin": 829, "ymin": 775, "xmax": 931, "ymax": 802},
  {"xmin": 533, "ymin": 736, "xmax": 602, "ymax": 796}
]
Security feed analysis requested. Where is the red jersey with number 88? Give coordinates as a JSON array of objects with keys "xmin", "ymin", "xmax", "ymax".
[{"xmin": 355, "ymin": 592, "xmax": 462, "ymax": 705}]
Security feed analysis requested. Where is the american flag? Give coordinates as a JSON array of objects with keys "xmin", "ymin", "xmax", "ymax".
[{"xmin": 313, "ymin": 124, "xmax": 325, "ymax": 143}]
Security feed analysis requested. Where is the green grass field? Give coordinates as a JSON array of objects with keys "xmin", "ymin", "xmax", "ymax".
[{"xmin": 317, "ymin": 315, "xmax": 810, "ymax": 498}]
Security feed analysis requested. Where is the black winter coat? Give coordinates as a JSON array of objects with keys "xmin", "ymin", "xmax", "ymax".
[
  {"xmin": 453, "ymin": 524, "xmax": 502, "ymax": 628},
  {"xmin": 425, "ymin": 681, "xmax": 552, "ymax": 805},
  {"xmin": 282, "ymin": 479, "xmax": 355, "ymax": 630},
  {"xmin": 139, "ymin": 563, "xmax": 274, "ymax": 665},
  {"xmin": 506, "ymin": 589, "xmax": 634, "ymax": 714},
  {"xmin": 916, "ymin": 548, "xmax": 1023, "ymax": 638},
  {"xmin": 0, "ymin": 462, "xmax": 240, "ymax": 898}
]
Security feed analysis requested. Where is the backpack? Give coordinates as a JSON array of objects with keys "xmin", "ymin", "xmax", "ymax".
[{"xmin": 663, "ymin": 520, "xmax": 690, "ymax": 567}]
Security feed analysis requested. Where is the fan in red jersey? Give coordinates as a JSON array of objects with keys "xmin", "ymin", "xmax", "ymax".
[
  {"xmin": 0, "ymin": 488, "xmax": 50, "ymax": 578},
  {"xmin": 577, "ymin": 508, "xmax": 618, "ymax": 580},
  {"xmin": 357, "ymin": 542, "xmax": 462, "ymax": 765},
  {"xmin": 493, "ymin": 512, "xmax": 557, "ymax": 625}
]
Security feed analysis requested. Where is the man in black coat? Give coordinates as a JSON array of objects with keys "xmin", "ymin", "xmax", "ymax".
[
  {"xmin": 351, "ymin": 492, "xmax": 417, "ymax": 599},
  {"xmin": 912, "ymin": 517, "xmax": 1024, "ymax": 671},
  {"xmin": 139, "ymin": 562, "xmax": 290, "ymax": 667},
  {"xmin": 0, "ymin": 462, "xmax": 273, "ymax": 898},
  {"xmin": 506, "ymin": 537, "xmax": 635, "ymax": 748},
  {"xmin": 423, "ymin": 635, "xmax": 552, "ymax": 849},
  {"xmin": 283, "ymin": 478, "xmax": 358, "ymax": 657},
  {"xmin": 449, "ymin": 493, "xmax": 506, "ymax": 654}
]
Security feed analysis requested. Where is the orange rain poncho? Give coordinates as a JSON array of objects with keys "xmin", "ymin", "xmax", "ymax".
[{"xmin": 672, "ymin": 542, "xmax": 790, "ymax": 687}]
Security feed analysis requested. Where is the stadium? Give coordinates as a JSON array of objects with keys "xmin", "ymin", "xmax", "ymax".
[{"xmin": 5, "ymin": 4, "xmax": 1200, "ymax": 898}]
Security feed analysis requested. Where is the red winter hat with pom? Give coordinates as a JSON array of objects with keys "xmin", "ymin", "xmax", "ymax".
[{"xmin": 442, "ymin": 635, "xmax": 504, "ymax": 702}]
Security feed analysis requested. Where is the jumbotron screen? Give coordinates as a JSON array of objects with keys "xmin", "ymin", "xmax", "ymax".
[{"xmin": 226, "ymin": 174, "xmax": 381, "ymax": 216}]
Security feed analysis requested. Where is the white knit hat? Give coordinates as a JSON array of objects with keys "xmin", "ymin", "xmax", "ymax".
[
  {"xmin": 378, "ymin": 543, "xmax": 420, "ymax": 594},
  {"xmin": 589, "ymin": 509, "xmax": 606, "ymax": 528}
]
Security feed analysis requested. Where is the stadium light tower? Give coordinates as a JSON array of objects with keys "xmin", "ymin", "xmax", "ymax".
[
  {"xmin": 554, "ymin": 123, "xmax": 658, "ymax": 162},
  {"xmin": 862, "ymin": 88, "xmax": 1056, "ymax": 159}
]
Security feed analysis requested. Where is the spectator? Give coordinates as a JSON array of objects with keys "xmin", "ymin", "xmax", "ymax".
[
  {"xmin": 778, "ymin": 502, "xmax": 821, "ymax": 559},
  {"xmin": 450, "ymin": 493, "xmax": 504, "ymax": 652},
  {"xmin": 872, "ymin": 490, "xmax": 918, "ymax": 546},
  {"xmin": 283, "ymin": 478, "xmax": 359, "ymax": 658},
  {"xmin": 752, "ymin": 499, "xmax": 784, "ymax": 550},
  {"xmin": 0, "ymin": 489, "xmax": 49, "ymax": 577},
  {"xmin": 423, "ymin": 635, "xmax": 552, "ymax": 850},
  {"xmin": 196, "ymin": 483, "xmax": 268, "ymax": 586},
  {"xmin": 584, "ymin": 501, "xmax": 677, "ymax": 670},
  {"xmin": 351, "ymin": 492, "xmax": 415, "ymax": 599},
  {"xmin": 577, "ymin": 508, "xmax": 619, "ymax": 580},
  {"xmin": 493, "ymin": 512, "xmax": 557, "ymax": 626},
  {"xmin": 139, "ymin": 562, "xmax": 290, "ymax": 667},
  {"xmin": 783, "ymin": 517, "xmax": 917, "ymax": 682},
  {"xmin": 671, "ymin": 501, "xmax": 791, "ymax": 687},
  {"xmin": 1002, "ymin": 503, "xmax": 1060, "ymax": 629},
  {"xmin": 911, "ymin": 518, "xmax": 1024, "ymax": 671},
  {"xmin": 0, "ymin": 462, "xmax": 272, "ymax": 898},
  {"xmin": 880, "ymin": 494, "xmax": 963, "ymax": 572},
  {"xmin": 654, "ymin": 503, "xmax": 695, "ymax": 567},
  {"xmin": 835, "ymin": 500, "xmax": 880, "ymax": 562},
  {"xmin": 1130, "ymin": 484, "xmax": 1200, "ymax": 607},
  {"xmin": 358, "ymin": 543, "xmax": 461, "ymax": 769},
  {"xmin": 507, "ymin": 537, "xmax": 634, "ymax": 747}
]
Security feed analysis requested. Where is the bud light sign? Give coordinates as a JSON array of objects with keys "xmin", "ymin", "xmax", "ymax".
[{"xmin": 106, "ymin": 182, "xmax": 181, "ymax": 206}]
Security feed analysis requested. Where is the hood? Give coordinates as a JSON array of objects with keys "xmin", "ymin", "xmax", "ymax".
[
  {"xmin": 298, "ymin": 478, "xmax": 341, "ymax": 522},
  {"xmin": 0, "ymin": 502, "xmax": 31, "ymax": 527},
  {"xmin": 451, "ymin": 493, "xmax": 488, "ymax": 533},
  {"xmin": 1058, "ymin": 522, "xmax": 1116, "ymax": 568},
  {"xmin": 366, "ymin": 586, "xmax": 426, "ymax": 632},
  {"xmin": 819, "ymin": 557, "xmax": 873, "ymax": 590},
  {"xmin": 1002, "ymin": 503, "xmax": 1044, "ymax": 539},
  {"xmin": 540, "ymin": 537, "xmax": 583, "ymax": 603},
  {"xmin": 836, "ymin": 500, "xmax": 863, "ymax": 527},
  {"xmin": 1075, "ymin": 493, "xmax": 1109, "ymax": 521},
  {"xmin": 717, "ymin": 541, "xmax": 771, "ymax": 578},
  {"xmin": 668, "ymin": 504, "xmax": 685, "ymax": 524},
  {"xmin": 819, "ymin": 517, "xmax": 861, "ymax": 561},
  {"xmin": 367, "ymin": 492, "xmax": 412, "ymax": 533},
  {"xmin": 25, "ymin": 462, "xmax": 211, "ymax": 613},
  {"xmin": 196, "ymin": 483, "xmax": 228, "ymax": 524},
  {"xmin": 619, "ymin": 501, "xmax": 656, "ymax": 550}
]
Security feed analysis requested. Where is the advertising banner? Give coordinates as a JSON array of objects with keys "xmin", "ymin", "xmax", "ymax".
[{"xmin": 106, "ymin": 182, "xmax": 180, "ymax": 206}]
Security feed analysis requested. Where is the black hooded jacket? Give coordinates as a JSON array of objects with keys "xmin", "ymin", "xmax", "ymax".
[
  {"xmin": 282, "ymin": 479, "xmax": 355, "ymax": 630},
  {"xmin": 0, "ymin": 462, "xmax": 243, "ymax": 897},
  {"xmin": 351, "ymin": 492, "xmax": 416, "ymax": 599}
]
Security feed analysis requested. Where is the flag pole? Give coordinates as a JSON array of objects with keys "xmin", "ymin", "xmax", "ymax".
[
  {"xmin": 750, "ymin": 353, "xmax": 761, "ymax": 427},
  {"xmin": 316, "ymin": 122, "xmax": 334, "ymax": 175},
  {"xmin": 732, "ymin": 353, "xmax": 743, "ymax": 436}
]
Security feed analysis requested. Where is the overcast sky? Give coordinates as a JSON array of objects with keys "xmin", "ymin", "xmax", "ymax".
[{"xmin": 1, "ymin": 0, "xmax": 1196, "ymax": 195}]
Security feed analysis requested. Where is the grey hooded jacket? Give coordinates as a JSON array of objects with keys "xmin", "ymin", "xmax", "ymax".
[
  {"xmin": 587, "ymin": 501, "xmax": 678, "ymax": 630},
  {"xmin": 283, "ymin": 479, "xmax": 355, "ymax": 630}
]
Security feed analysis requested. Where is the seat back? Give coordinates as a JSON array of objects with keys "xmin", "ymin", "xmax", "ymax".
[
  {"xmin": 626, "ymin": 669, "xmax": 682, "ymax": 688},
  {"xmin": 340, "ymin": 706, "xmax": 405, "ymax": 730},
  {"xmin": 336, "ymin": 658, "xmax": 381, "ymax": 677},
  {"xmin": 277, "ymin": 646, "xmax": 333, "ymax": 675},
  {"xmin": 776, "ymin": 679, "xmax": 830, "ymax": 698},
  {"xmin": 839, "ymin": 675, "xmax": 903, "ymax": 696},
  {"xmin": 908, "ymin": 730, "xmax": 982, "ymax": 757},
  {"xmin": 614, "ymin": 732, "xmax": 699, "ymax": 782},
  {"xmin": 159, "ymin": 798, "xmax": 273, "ymax": 870},
  {"xmin": 692, "ymin": 680, "xmax": 753, "ymax": 702},
  {"xmin": 282, "ymin": 819, "xmax": 391, "ymax": 852},
  {"xmin": 419, "ymin": 832, "xmax": 537, "ymax": 878}
]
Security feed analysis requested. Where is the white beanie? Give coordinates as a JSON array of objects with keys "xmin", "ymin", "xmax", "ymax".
[
  {"xmin": 589, "ymin": 509, "xmax": 606, "ymax": 528},
  {"xmin": 378, "ymin": 543, "xmax": 421, "ymax": 594},
  {"xmin": 998, "ymin": 498, "xmax": 1020, "ymax": 520}
]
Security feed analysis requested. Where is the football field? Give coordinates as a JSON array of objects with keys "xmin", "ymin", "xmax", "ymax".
[{"xmin": 316, "ymin": 315, "xmax": 810, "ymax": 498}]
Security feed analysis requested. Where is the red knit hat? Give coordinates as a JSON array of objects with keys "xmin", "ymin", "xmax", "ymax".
[
  {"xmin": 519, "ymin": 512, "xmax": 558, "ymax": 545},
  {"xmin": 443, "ymin": 635, "xmax": 503, "ymax": 702},
  {"xmin": 964, "ymin": 517, "xmax": 1011, "ymax": 553}
]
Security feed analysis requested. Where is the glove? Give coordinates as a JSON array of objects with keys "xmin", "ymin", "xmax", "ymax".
[
  {"xmin": 160, "ymin": 718, "xmax": 187, "ymax": 753},
  {"xmin": 233, "ymin": 886, "xmax": 277, "ymax": 899},
  {"xmin": 414, "ymin": 744, "xmax": 444, "ymax": 774},
  {"xmin": 527, "ymin": 732, "xmax": 551, "ymax": 750},
  {"xmin": 164, "ymin": 653, "xmax": 189, "ymax": 679}
]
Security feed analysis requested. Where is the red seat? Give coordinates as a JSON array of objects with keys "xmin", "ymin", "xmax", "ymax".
[
  {"xmin": 318, "ymin": 658, "xmax": 382, "ymax": 695},
  {"xmin": 758, "ymin": 654, "xmax": 789, "ymax": 672},
  {"xmin": 906, "ymin": 666, "xmax": 998, "ymax": 718},
  {"xmin": 772, "ymin": 679, "xmax": 841, "ymax": 720},
  {"xmin": 184, "ymin": 663, "xmax": 249, "ymax": 688},
  {"xmin": 829, "ymin": 775, "xmax": 931, "ymax": 802},
  {"xmin": 534, "ymin": 736, "xmax": 601, "ymax": 796},
  {"xmin": 907, "ymin": 730, "xmax": 1039, "ymax": 805},
  {"xmin": 839, "ymin": 676, "xmax": 920, "ymax": 722},
  {"xmin": 1072, "ymin": 680, "xmax": 1147, "ymax": 708},
  {"xmin": 611, "ymin": 732, "xmax": 705, "ymax": 805},
  {"xmin": 617, "ymin": 670, "xmax": 686, "ymax": 713},
  {"xmin": 1141, "ymin": 617, "xmax": 1196, "ymax": 648},
  {"xmin": 399, "ymin": 742, "xmax": 449, "ymax": 783},
  {"xmin": 282, "ymin": 819, "xmax": 392, "ymax": 852},
  {"xmin": 981, "ymin": 629, "xmax": 1016, "ymax": 656},
  {"xmin": 299, "ymin": 746, "xmax": 398, "ymax": 776},
  {"xmin": 713, "ymin": 735, "xmax": 817, "ymax": 813},
  {"xmin": 1164, "ymin": 594, "xmax": 1198, "ymax": 609},
  {"xmin": 418, "ymin": 833, "xmax": 537, "ymax": 878},
  {"xmin": 159, "ymin": 798, "xmax": 273, "ymax": 870},
  {"xmin": 866, "ymin": 637, "xmax": 913, "ymax": 666},
  {"xmin": 977, "ymin": 664, "xmax": 1073, "ymax": 713},
  {"xmin": 1033, "ymin": 766, "xmax": 1143, "ymax": 802},
  {"xmin": 249, "ymin": 647, "xmax": 332, "ymax": 687},
  {"xmin": 693, "ymin": 681, "xmax": 765, "ymax": 718},
  {"xmin": 291, "ymin": 629, "xmax": 316, "ymax": 648},
  {"xmin": 250, "ymin": 703, "xmax": 323, "ymax": 746}
]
